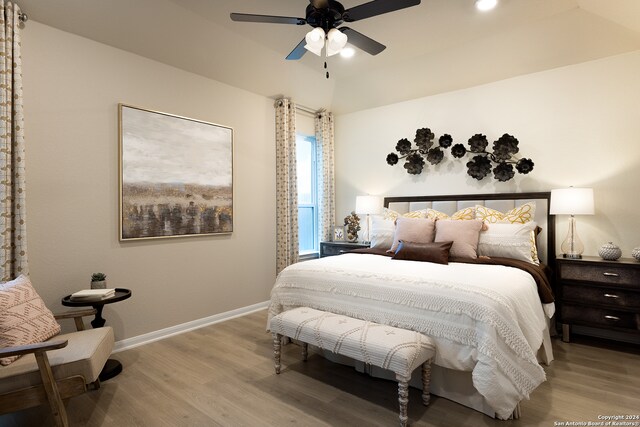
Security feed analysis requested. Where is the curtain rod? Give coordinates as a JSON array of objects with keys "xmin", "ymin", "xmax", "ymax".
[
  {"xmin": 274, "ymin": 98, "xmax": 325, "ymax": 116},
  {"xmin": 295, "ymin": 104, "xmax": 320, "ymax": 116}
]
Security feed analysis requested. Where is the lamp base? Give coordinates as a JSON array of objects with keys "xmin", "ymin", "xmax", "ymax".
[{"xmin": 562, "ymin": 253, "xmax": 583, "ymax": 259}]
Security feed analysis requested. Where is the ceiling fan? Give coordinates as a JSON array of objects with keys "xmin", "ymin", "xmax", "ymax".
[{"xmin": 230, "ymin": 0, "xmax": 422, "ymax": 60}]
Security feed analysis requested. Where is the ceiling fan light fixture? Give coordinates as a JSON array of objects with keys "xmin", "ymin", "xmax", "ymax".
[
  {"xmin": 326, "ymin": 28, "xmax": 348, "ymax": 57},
  {"xmin": 475, "ymin": 0, "xmax": 498, "ymax": 11},
  {"xmin": 304, "ymin": 27, "xmax": 325, "ymax": 56}
]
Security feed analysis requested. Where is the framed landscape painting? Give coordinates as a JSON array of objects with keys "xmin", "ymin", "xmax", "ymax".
[{"xmin": 119, "ymin": 104, "xmax": 233, "ymax": 241}]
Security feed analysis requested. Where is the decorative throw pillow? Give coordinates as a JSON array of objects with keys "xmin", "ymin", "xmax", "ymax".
[
  {"xmin": 434, "ymin": 219, "xmax": 483, "ymax": 260},
  {"xmin": 478, "ymin": 222, "xmax": 540, "ymax": 264},
  {"xmin": 388, "ymin": 217, "xmax": 436, "ymax": 253},
  {"xmin": 426, "ymin": 207, "xmax": 476, "ymax": 221},
  {"xmin": 383, "ymin": 207, "xmax": 428, "ymax": 221},
  {"xmin": 0, "ymin": 275, "xmax": 61, "ymax": 366},
  {"xmin": 369, "ymin": 215, "xmax": 395, "ymax": 250},
  {"xmin": 475, "ymin": 202, "xmax": 536, "ymax": 224},
  {"xmin": 392, "ymin": 241, "xmax": 454, "ymax": 265}
]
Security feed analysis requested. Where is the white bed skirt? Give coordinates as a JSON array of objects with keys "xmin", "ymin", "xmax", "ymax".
[{"xmin": 311, "ymin": 323, "xmax": 553, "ymax": 419}]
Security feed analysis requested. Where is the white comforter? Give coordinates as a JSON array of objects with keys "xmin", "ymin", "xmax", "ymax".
[{"xmin": 268, "ymin": 253, "xmax": 549, "ymax": 419}]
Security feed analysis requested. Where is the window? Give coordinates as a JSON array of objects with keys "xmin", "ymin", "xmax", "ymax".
[{"xmin": 296, "ymin": 133, "xmax": 318, "ymax": 255}]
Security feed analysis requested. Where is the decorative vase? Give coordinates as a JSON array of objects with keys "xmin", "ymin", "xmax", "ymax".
[
  {"xmin": 91, "ymin": 280, "xmax": 107, "ymax": 290},
  {"xmin": 632, "ymin": 247, "xmax": 640, "ymax": 262},
  {"xmin": 598, "ymin": 242, "xmax": 622, "ymax": 261}
]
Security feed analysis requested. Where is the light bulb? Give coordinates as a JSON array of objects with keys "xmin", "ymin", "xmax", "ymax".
[
  {"xmin": 475, "ymin": 0, "xmax": 498, "ymax": 11},
  {"xmin": 340, "ymin": 47, "xmax": 355, "ymax": 58}
]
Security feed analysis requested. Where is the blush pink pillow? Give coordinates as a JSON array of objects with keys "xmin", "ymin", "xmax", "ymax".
[
  {"xmin": 434, "ymin": 219, "xmax": 483, "ymax": 260},
  {"xmin": 388, "ymin": 217, "xmax": 436, "ymax": 253},
  {"xmin": 0, "ymin": 275, "xmax": 61, "ymax": 365}
]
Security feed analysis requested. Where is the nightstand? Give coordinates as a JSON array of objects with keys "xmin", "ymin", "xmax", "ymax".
[
  {"xmin": 556, "ymin": 256, "xmax": 640, "ymax": 343},
  {"xmin": 320, "ymin": 241, "xmax": 370, "ymax": 258}
]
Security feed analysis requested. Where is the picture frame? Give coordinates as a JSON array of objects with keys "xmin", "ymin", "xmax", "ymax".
[
  {"xmin": 333, "ymin": 226, "xmax": 345, "ymax": 242},
  {"xmin": 119, "ymin": 104, "xmax": 233, "ymax": 241}
]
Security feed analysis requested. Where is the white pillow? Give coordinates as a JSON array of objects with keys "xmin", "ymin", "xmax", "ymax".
[
  {"xmin": 369, "ymin": 215, "xmax": 395, "ymax": 250},
  {"xmin": 478, "ymin": 222, "xmax": 539, "ymax": 264}
]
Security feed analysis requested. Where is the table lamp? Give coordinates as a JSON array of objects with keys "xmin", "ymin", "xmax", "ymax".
[
  {"xmin": 355, "ymin": 195, "xmax": 383, "ymax": 244},
  {"xmin": 550, "ymin": 187, "xmax": 594, "ymax": 259}
]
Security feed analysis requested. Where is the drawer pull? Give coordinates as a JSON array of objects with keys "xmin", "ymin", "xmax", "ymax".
[
  {"xmin": 339, "ymin": 250, "xmax": 348, "ymax": 254},
  {"xmin": 602, "ymin": 272, "xmax": 619, "ymax": 277},
  {"xmin": 604, "ymin": 315, "xmax": 620, "ymax": 321},
  {"xmin": 603, "ymin": 293, "xmax": 619, "ymax": 299}
]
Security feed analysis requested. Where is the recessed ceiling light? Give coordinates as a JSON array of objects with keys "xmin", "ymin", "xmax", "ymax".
[
  {"xmin": 475, "ymin": 0, "xmax": 498, "ymax": 12},
  {"xmin": 340, "ymin": 47, "xmax": 355, "ymax": 58}
]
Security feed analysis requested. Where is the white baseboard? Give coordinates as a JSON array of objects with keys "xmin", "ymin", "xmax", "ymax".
[{"xmin": 112, "ymin": 300, "xmax": 269, "ymax": 353}]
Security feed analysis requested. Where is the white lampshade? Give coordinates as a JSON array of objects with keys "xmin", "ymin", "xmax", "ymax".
[
  {"xmin": 304, "ymin": 28, "xmax": 325, "ymax": 56},
  {"xmin": 326, "ymin": 28, "xmax": 348, "ymax": 56},
  {"xmin": 355, "ymin": 195, "xmax": 383, "ymax": 215},
  {"xmin": 550, "ymin": 187, "xmax": 595, "ymax": 215}
]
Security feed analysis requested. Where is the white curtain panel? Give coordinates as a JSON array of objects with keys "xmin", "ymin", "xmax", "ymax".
[
  {"xmin": 314, "ymin": 111, "xmax": 335, "ymax": 244},
  {"xmin": 275, "ymin": 99, "xmax": 299, "ymax": 274},
  {"xmin": 0, "ymin": 1, "xmax": 27, "ymax": 281}
]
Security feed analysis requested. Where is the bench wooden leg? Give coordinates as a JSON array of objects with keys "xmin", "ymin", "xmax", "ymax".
[
  {"xmin": 272, "ymin": 333, "xmax": 282, "ymax": 374},
  {"xmin": 301, "ymin": 342, "xmax": 308, "ymax": 361},
  {"xmin": 396, "ymin": 376, "xmax": 409, "ymax": 427},
  {"xmin": 421, "ymin": 359, "xmax": 432, "ymax": 406}
]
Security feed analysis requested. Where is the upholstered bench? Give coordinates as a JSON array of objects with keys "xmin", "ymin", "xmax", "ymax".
[{"xmin": 269, "ymin": 307, "xmax": 436, "ymax": 427}]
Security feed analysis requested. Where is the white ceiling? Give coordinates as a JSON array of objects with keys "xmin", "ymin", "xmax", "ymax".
[{"xmin": 18, "ymin": 0, "xmax": 640, "ymax": 114}]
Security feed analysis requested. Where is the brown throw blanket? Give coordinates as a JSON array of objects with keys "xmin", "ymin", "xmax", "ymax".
[{"xmin": 350, "ymin": 247, "xmax": 555, "ymax": 304}]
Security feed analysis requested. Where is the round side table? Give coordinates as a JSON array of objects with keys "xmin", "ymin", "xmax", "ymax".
[{"xmin": 61, "ymin": 288, "xmax": 132, "ymax": 381}]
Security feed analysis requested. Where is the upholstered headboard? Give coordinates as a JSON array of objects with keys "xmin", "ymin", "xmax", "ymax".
[{"xmin": 384, "ymin": 192, "xmax": 555, "ymax": 266}]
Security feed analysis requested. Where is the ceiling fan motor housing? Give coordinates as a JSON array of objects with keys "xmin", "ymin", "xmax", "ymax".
[{"xmin": 305, "ymin": 0, "xmax": 345, "ymax": 30}]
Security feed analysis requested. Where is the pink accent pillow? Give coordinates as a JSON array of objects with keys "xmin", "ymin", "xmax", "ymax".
[
  {"xmin": 0, "ymin": 275, "xmax": 61, "ymax": 365},
  {"xmin": 388, "ymin": 217, "xmax": 436, "ymax": 253},
  {"xmin": 434, "ymin": 219, "xmax": 483, "ymax": 260}
]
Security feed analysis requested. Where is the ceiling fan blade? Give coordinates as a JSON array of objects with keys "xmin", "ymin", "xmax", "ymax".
[
  {"xmin": 343, "ymin": 0, "xmax": 421, "ymax": 22},
  {"xmin": 286, "ymin": 38, "xmax": 308, "ymax": 60},
  {"xmin": 340, "ymin": 27, "xmax": 386, "ymax": 55},
  {"xmin": 230, "ymin": 13, "xmax": 306, "ymax": 25}
]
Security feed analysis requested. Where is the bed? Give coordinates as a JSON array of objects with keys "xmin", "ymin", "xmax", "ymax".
[{"xmin": 269, "ymin": 192, "xmax": 556, "ymax": 419}]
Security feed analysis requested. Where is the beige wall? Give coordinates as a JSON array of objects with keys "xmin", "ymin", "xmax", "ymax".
[
  {"xmin": 22, "ymin": 22, "xmax": 276, "ymax": 341},
  {"xmin": 335, "ymin": 50, "xmax": 640, "ymax": 257}
]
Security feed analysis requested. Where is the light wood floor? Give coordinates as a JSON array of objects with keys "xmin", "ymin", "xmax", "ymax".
[{"xmin": 3, "ymin": 309, "xmax": 640, "ymax": 426}]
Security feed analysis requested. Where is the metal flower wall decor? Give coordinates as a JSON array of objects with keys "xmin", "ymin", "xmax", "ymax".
[{"xmin": 386, "ymin": 127, "xmax": 534, "ymax": 181}]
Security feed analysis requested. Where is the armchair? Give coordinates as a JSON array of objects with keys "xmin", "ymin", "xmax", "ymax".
[{"xmin": 0, "ymin": 308, "xmax": 114, "ymax": 427}]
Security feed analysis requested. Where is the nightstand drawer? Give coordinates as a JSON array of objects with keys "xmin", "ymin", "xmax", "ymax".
[
  {"xmin": 562, "ymin": 284, "xmax": 640, "ymax": 310},
  {"xmin": 559, "ymin": 263, "xmax": 640, "ymax": 288},
  {"xmin": 561, "ymin": 304, "xmax": 639, "ymax": 331}
]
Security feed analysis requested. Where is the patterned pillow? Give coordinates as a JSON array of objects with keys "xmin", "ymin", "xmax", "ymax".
[
  {"xmin": 475, "ymin": 202, "xmax": 536, "ymax": 224},
  {"xmin": 383, "ymin": 207, "xmax": 428, "ymax": 221},
  {"xmin": 426, "ymin": 207, "xmax": 476, "ymax": 221},
  {"xmin": 0, "ymin": 275, "xmax": 61, "ymax": 365}
]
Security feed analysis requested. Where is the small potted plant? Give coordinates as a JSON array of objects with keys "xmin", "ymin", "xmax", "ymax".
[{"xmin": 91, "ymin": 272, "xmax": 107, "ymax": 289}]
